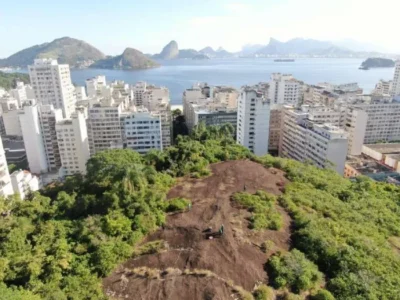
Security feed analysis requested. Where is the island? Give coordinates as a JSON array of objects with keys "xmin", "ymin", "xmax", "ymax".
[{"xmin": 360, "ymin": 58, "xmax": 395, "ymax": 70}]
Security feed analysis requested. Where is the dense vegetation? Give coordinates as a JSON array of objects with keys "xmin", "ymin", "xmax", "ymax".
[
  {"xmin": 2, "ymin": 123, "xmax": 400, "ymax": 299},
  {"xmin": 233, "ymin": 191, "xmax": 282, "ymax": 230},
  {"xmin": 0, "ymin": 71, "xmax": 29, "ymax": 90}
]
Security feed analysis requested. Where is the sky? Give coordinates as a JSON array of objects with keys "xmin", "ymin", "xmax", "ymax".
[{"xmin": 1, "ymin": 0, "xmax": 400, "ymax": 58}]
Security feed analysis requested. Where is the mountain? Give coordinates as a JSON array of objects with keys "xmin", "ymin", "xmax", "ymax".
[
  {"xmin": 241, "ymin": 44, "xmax": 265, "ymax": 55},
  {"xmin": 256, "ymin": 38, "xmax": 335, "ymax": 56},
  {"xmin": 154, "ymin": 40, "xmax": 179, "ymax": 60},
  {"xmin": 0, "ymin": 37, "xmax": 105, "ymax": 68},
  {"xmin": 90, "ymin": 48, "xmax": 159, "ymax": 70},
  {"xmin": 199, "ymin": 46, "xmax": 235, "ymax": 58},
  {"xmin": 334, "ymin": 39, "xmax": 388, "ymax": 53}
]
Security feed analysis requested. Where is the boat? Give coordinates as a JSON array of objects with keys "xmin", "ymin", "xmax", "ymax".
[{"xmin": 274, "ymin": 59, "xmax": 295, "ymax": 62}]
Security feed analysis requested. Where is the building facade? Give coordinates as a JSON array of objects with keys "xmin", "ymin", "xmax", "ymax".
[
  {"xmin": 10, "ymin": 170, "xmax": 40, "ymax": 200},
  {"xmin": 268, "ymin": 73, "xmax": 302, "ymax": 106},
  {"xmin": 0, "ymin": 138, "xmax": 13, "ymax": 197},
  {"xmin": 28, "ymin": 59, "xmax": 76, "ymax": 118},
  {"xmin": 279, "ymin": 106, "xmax": 348, "ymax": 175},
  {"xmin": 237, "ymin": 87, "xmax": 271, "ymax": 156},
  {"xmin": 391, "ymin": 61, "xmax": 400, "ymax": 97},
  {"xmin": 56, "ymin": 108, "xmax": 90, "ymax": 176}
]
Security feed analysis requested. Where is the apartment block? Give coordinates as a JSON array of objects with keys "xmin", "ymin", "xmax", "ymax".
[
  {"xmin": 237, "ymin": 86, "xmax": 271, "ymax": 156},
  {"xmin": 268, "ymin": 73, "xmax": 302, "ymax": 106},
  {"xmin": 86, "ymin": 75, "xmax": 107, "ymax": 98},
  {"xmin": 269, "ymin": 106, "xmax": 282, "ymax": 152},
  {"xmin": 373, "ymin": 79, "xmax": 392, "ymax": 96},
  {"xmin": 10, "ymin": 170, "xmax": 40, "ymax": 200},
  {"xmin": 342, "ymin": 107, "xmax": 368, "ymax": 156},
  {"xmin": 391, "ymin": 61, "xmax": 400, "ymax": 97},
  {"xmin": 28, "ymin": 59, "xmax": 76, "ymax": 118},
  {"xmin": 56, "ymin": 108, "xmax": 90, "ymax": 176},
  {"xmin": 133, "ymin": 81, "xmax": 147, "ymax": 106},
  {"xmin": 122, "ymin": 108, "xmax": 162, "ymax": 154},
  {"xmin": 87, "ymin": 98, "xmax": 124, "ymax": 155},
  {"xmin": 9, "ymin": 81, "xmax": 28, "ymax": 107},
  {"xmin": 280, "ymin": 106, "xmax": 348, "ymax": 175},
  {"xmin": 75, "ymin": 86, "xmax": 87, "ymax": 101}
]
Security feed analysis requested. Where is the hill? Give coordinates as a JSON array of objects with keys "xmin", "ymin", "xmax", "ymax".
[
  {"xmin": 153, "ymin": 40, "xmax": 179, "ymax": 60},
  {"xmin": 90, "ymin": 48, "xmax": 159, "ymax": 70},
  {"xmin": 0, "ymin": 37, "xmax": 105, "ymax": 68},
  {"xmin": 2, "ymin": 124, "xmax": 400, "ymax": 299},
  {"xmin": 361, "ymin": 57, "xmax": 395, "ymax": 68},
  {"xmin": 0, "ymin": 71, "xmax": 29, "ymax": 90}
]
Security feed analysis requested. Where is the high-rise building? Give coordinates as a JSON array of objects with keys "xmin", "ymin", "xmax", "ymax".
[
  {"xmin": 133, "ymin": 81, "xmax": 147, "ymax": 106},
  {"xmin": 391, "ymin": 61, "xmax": 400, "ymax": 97},
  {"xmin": 10, "ymin": 170, "xmax": 40, "ymax": 200},
  {"xmin": 122, "ymin": 108, "xmax": 163, "ymax": 154},
  {"xmin": 373, "ymin": 80, "xmax": 393, "ymax": 96},
  {"xmin": 75, "ymin": 86, "xmax": 87, "ymax": 101},
  {"xmin": 280, "ymin": 106, "xmax": 348, "ymax": 175},
  {"xmin": 28, "ymin": 59, "xmax": 76, "ymax": 118},
  {"xmin": 237, "ymin": 86, "xmax": 271, "ymax": 156},
  {"xmin": 9, "ymin": 81, "xmax": 28, "ymax": 107},
  {"xmin": 18, "ymin": 104, "xmax": 63, "ymax": 174},
  {"xmin": 342, "ymin": 107, "xmax": 368, "ymax": 156},
  {"xmin": 87, "ymin": 98, "xmax": 124, "ymax": 155},
  {"xmin": 56, "ymin": 108, "xmax": 90, "ymax": 176},
  {"xmin": 86, "ymin": 75, "xmax": 107, "ymax": 98},
  {"xmin": 0, "ymin": 138, "xmax": 13, "ymax": 197},
  {"xmin": 268, "ymin": 73, "xmax": 302, "ymax": 106}
]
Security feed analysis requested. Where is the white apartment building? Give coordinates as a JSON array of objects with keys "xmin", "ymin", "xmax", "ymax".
[
  {"xmin": 2, "ymin": 110, "xmax": 22, "ymax": 136},
  {"xmin": 56, "ymin": 108, "xmax": 90, "ymax": 176},
  {"xmin": 237, "ymin": 86, "xmax": 271, "ymax": 156},
  {"xmin": 306, "ymin": 105, "xmax": 342, "ymax": 127},
  {"xmin": 133, "ymin": 81, "xmax": 147, "ymax": 106},
  {"xmin": 10, "ymin": 170, "xmax": 40, "ymax": 200},
  {"xmin": 28, "ymin": 59, "xmax": 76, "ymax": 118},
  {"xmin": 343, "ymin": 107, "xmax": 368, "ymax": 156},
  {"xmin": 75, "ymin": 86, "xmax": 87, "ymax": 101},
  {"xmin": 143, "ymin": 85, "xmax": 169, "ymax": 111},
  {"xmin": 268, "ymin": 73, "xmax": 302, "ymax": 106},
  {"xmin": 87, "ymin": 98, "xmax": 124, "ymax": 155},
  {"xmin": 86, "ymin": 75, "xmax": 107, "ymax": 98},
  {"xmin": 0, "ymin": 95, "xmax": 19, "ymax": 112},
  {"xmin": 18, "ymin": 104, "xmax": 63, "ymax": 174},
  {"xmin": 9, "ymin": 81, "xmax": 27, "ymax": 107},
  {"xmin": 353, "ymin": 101, "xmax": 400, "ymax": 144},
  {"xmin": 122, "ymin": 108, "xmax": 163, "ymax": 154},
  {"xmin": 391, "ymin": 61, "xmax": 400, "ymax": 97},
  {"xmin": 280, "ymin": 106, "xmax": 348, "ymax": 175},
  {"xmin": 0, "ymin": 138, "xmax": 13, "ymax": 197},
  {"xmin": 269, "ymin": 106, "xmax": 282, "ymax": 152},
  {"xmin": 373, "ymin": 80, "xmax": 392, "ymax": 96}
]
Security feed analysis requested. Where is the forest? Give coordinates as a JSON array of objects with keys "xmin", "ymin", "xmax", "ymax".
[{"xmin": 1, "ymin": 122, "xmax": 400, "ymax": 299}]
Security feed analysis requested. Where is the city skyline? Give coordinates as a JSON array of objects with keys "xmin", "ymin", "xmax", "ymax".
[{"xmin": 1, "ymin": 0, "xmax": 400, "ymax": 58}]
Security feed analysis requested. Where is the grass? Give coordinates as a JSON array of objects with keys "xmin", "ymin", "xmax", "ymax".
[
  {"xmin": 166, "ymin": 197, "xmax": 191, "ymax": 213},
  {"xmin": 132, "ymin": 240, "xmax": 167, "ymax": 257}
]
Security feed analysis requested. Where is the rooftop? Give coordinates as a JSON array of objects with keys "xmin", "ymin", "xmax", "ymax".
[{"xmin": 364, "ymin": 143, "xmax": 400, "ymax": 154}]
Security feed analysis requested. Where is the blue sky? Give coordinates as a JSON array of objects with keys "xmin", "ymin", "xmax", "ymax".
[{"xmin": 1, "ymin": 0, "xmax": 399, "ymax": 57}]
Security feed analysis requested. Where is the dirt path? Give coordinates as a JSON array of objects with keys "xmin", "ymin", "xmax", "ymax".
[{"xmin": 103, "ymin": 160, "xmax": 292, "ymax": 300}]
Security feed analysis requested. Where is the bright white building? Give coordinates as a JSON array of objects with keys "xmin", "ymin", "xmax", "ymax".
[
  {"xmin": 342, "ymin": 107, "xmax": 368, "ymax": 156},
  {"xmin": 87, "ymin": 98, "xmax": 124, "ymax": 155},
  {"xmin": 143, "ymin": 85, "xmax": 170, "ymax": 111},
  {"xmin": 122, "ymin": 108, "xmax": 162, "ymax": 154},
  {"xmin": 28, "ymin": 59, "xmax": 76, "ymax": 118},
  {"xmin": 56, "ymin": 108, "xmax": 90, "ymax": 176},
  {"xmin": 237, "ymin": 86, "xmax": 271, "ymax": 156},
  {"xmin": 391, "ymin": 61, "xmax": 400, "ymax": 97},
  {"xmin": 280, "ymin": 106, "xmax": 348, "ymax": 175},
  {"xmin": 18, "ymin": 104, "xmax": 63, "ymax": 174},
  {"xmin": 0, "ymin": 138, "xmax": 13, "ymax": 197},
  {"xmin": 373, "ymin": 79, "xmax": 392, "ymax": 96},
  {"xmin": 268, "ymin": 73, "xmax": 302, "ymax": 106},
  {"xmin": 75, "ymin": 86, "xmax": 87, "ymax": 101},
  {"xmin": 10, "ymin": 170, "xmax": 40, "ymax": 200},
  {"xmin": 9, "ymin": 81, "xmax": 28, "ymax": 107},
  {"xmin": 86, "ymin": 75, "xmax": 107, "ymax": 98},
  {"xmin": 2, "ymin": 109, "xmax": 22, "ymax": 136}
]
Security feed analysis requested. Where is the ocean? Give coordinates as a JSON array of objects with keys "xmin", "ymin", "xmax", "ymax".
[{"xmin": 69, "ymin": 58, "xmax": 395, "ymax": 105}]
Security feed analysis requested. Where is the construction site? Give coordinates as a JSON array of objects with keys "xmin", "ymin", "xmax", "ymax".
[{"xmin": 103, "ymin": 160, "xmax": 292, "ymax": 299}]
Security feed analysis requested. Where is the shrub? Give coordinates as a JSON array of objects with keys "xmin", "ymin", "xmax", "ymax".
[
  {"xmin": 311, "ymin": 289, "xmax": 335, "ymax": 300},
  {"xmin": 268, "ymin": 249, "xmax": 323, "ymax": 293},
  {"xmin": 261, "ymin": 240, "xmax": 275, "ymax": 253},
  {"xmin": 254, "ymin": 284, "xmax": 274, "ymax": 300},
  {"xmin": 166, "ymin": 197, "xmax": 191, "ymax": 213},
  {"xmin": 133, "ymin": 240, "xmax": 166, "ymax": 257}
]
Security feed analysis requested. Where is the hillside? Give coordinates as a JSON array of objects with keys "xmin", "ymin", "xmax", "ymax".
[
  {"xmin": 90, "ymin": 48, "xmax": 159, "ymax": 70},
  {"xmin": 0, "ymin": 71, "xmax": 29, "ymax": 90},
  {"xmin": 0, "ymin": 37, "xmax": 105, "ymax": 68},
  {"xmin": 153, "ymin": 40, "xmax": 179, "ymax": 60},
  {"xmin": 361, "ymin": 57, "xmax": 395, "ymax": 68},
  {"xmin": 2, "ymin": 124, "xmax": 400, "ymax": 299}
]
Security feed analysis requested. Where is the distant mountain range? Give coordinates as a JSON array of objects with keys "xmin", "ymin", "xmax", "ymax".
[{"xmin": 1, "ymin": 37, "xmax": 398, "ymax": 70}]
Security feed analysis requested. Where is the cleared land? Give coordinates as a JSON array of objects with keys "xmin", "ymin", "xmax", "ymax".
[{"xmin": 103, "ymin": 160, "xmax": 292, "ymax": 299}]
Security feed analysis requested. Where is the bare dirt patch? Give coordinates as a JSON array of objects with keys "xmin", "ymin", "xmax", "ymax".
[{"xmin": 103, "ymin": 160, "xmax": 291, "ymax": 299}]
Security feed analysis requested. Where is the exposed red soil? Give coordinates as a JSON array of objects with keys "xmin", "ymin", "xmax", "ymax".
[{"xmin": 103, "ymin": 160, "xmax": 292, "ymax": 300}]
